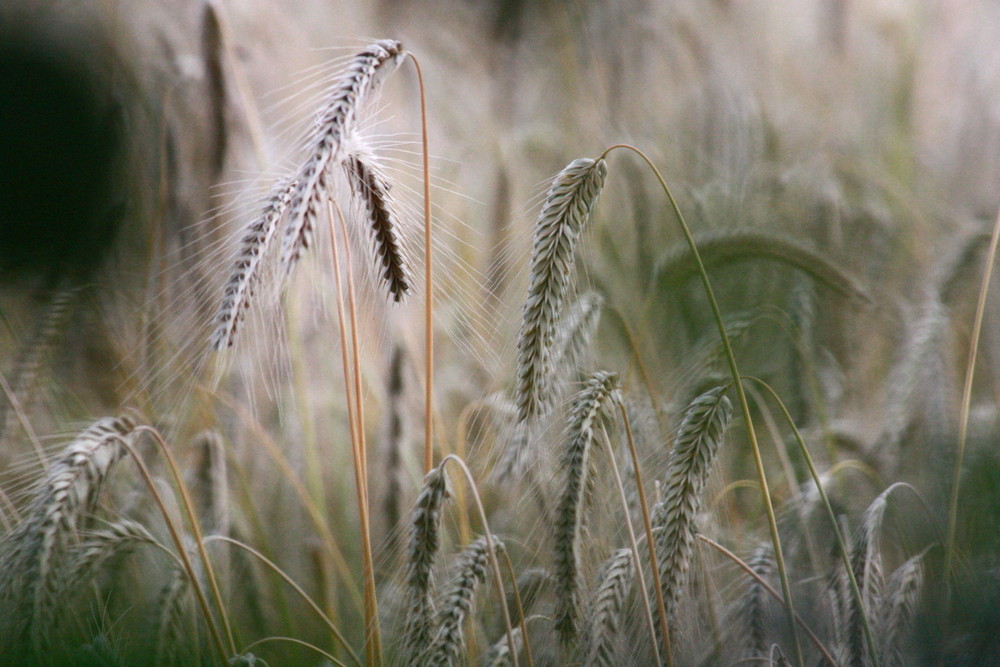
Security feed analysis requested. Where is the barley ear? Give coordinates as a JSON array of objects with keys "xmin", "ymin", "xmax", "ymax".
[
  {"xmin": 514, "ymin": 157, "xmax": 607, "ymax": 423},
  {"xmin": 583, "ymin": 547, "xmax": 635, "ymax": 667}
]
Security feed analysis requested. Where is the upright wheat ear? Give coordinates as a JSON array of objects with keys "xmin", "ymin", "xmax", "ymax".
[
  {"xmin": 515, "ymin": 158, "xmax": 607, "ymax": 423},
  {"xmin": 280, "ymin": 39, "xmax": 405, "ymax": 278},
  {"xmin": 344, "ymin": 151, "xmax": 411, "ymax": 301},
  {"xmin": 652, "ymin": 386, "xmax": 731, "ymax": 625}
]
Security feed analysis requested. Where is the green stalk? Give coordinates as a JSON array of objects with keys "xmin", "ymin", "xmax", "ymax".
[{"xmin": 599, "ymin": 144, "xmax": 804, "ymax": 666}]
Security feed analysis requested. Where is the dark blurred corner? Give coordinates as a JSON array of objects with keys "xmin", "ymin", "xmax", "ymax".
[{"xmin": 0, "ymin": 12, "xmax": 125, "ymax": 287}]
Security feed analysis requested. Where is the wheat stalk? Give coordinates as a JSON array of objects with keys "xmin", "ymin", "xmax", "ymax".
[
  {"xmin": 651, "ymin": 386, "xmax": 732, "ymax": 625},
  {"xmin": 280, "ymin": 39, "xmax": 405, "ymax": 277},
  {"xmin": 425, "ymin": 534, "xmax": 505, "ymax": 666},
  {"xmin": 553, "ymin": 370, "xmax": 621, "ymax": 645},
  {"xmin": 583, "ymin": 547, "xmax": 635, "ymax": 667},
  {"xmin": 211, "ymin": 177, "xmax": 295, "ymax": 350},
  {"xmin": 514, "ymin": 157, "xmax": 607, "ymax": 423},
  {"xmin": 344, "ymin": 151, "xmax": 411, "ymax": 301}
]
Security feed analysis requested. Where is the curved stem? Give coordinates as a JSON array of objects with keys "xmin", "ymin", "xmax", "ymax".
[
  {"xmin": 600, "ymin": 144, "xmax": 803, "ymax": 666},
  {"xmin": 439, "ymin": 454, "xmax": 519, "ymax": 667},
  {"xmin": 134, "ymin": 425, "xmax": 236, "ymax": 655},
  {"xmin": 407, "ymin": 53, "xmax": 434, "ymax": 474},
  {"xmin": 945, "ymin": 204, "xmax": 1000, "ymax": 589},
  {"xmin": 240, "ymin": 636, "xmax": 346, "ymax": 667},
  {"xmin": 742, "ymin": 375, "xmax": 880, "ymax": 666}
]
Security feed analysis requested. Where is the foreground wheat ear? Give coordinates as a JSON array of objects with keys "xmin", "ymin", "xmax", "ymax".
[
  {"xmin": 211, "ymin": 39, "xmax": 406, "ymax": 351},
  {"xmin": 515, "ymin": 157, "xmax": 608, "ymax": 424}
]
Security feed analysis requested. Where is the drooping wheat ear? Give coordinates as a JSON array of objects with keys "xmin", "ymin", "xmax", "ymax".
[
  {"xmin": 154, "ymin": 560, "xmax": 192, "ymax": 667},
  {"xmin": 0, "ymin": 284, "xmax": 80, "ymax": 443},
  {"xmin": 515, "ymin": 157, "xmax": 608, "ymax": 423},
  {"xmin": 551, "ymin": 290, "xmax": 604, "ymax": 382},
  {"xmin": 847, "ymin": 488, "xmax": 893, "ymax": 667},
  {"xmin": 211, "ymin": 177, "xmax": 295, "ymax": 350},
  {"xmin": 878, "ymin": 550, "xmax": 926, "ymax": 667},
  {"xmin": 553, "ymin": 370, "xmax": 621, "ymax": 645},
  {"xmin": 188, "ymin": 430, "xmax": 230, "ymax": 535},
  {"xmin": 736, "ymin": 542, "xmax": 775, "ymax": 662},
  {"xmin": 1, "ymin": 415, "xmax": 137, "ymax": 649},
  {"xmin": 62, "ymin": 519, "xmax": 156, "ymax": 599},
  {"xmin": 344, "ymin": 151, "xmax": 411, "ymax": 301},
  {"xmin": 425, "ymin": 534, "xmax": 505, "ymax": 666},
  {"xmin": 483, "ymin": 625, "xmax": 524, "ymax": 667},
  {"xmin": 280, "ymin": 39, "xmax": 405, "ymax": 278},
  {"xmin": 651, "ymin": 386, "xmax": 732, "ymax": 625},
  {"xmin": 583, "ymin": 547, "xmax": 635, "ymax": 667},
  {"xmin": 402, "ymin": 465, "xmax": 452, "ymax": 661}
]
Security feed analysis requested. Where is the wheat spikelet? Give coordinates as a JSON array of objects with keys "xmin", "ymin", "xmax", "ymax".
[
  {"xmin": 280, "ymin": 39, "xmax": 405, "ymax": 277},
  {"xmin": 211, "ymin": 177, "xmax": 295, "ymax": 350},
  {"xmin": 878, "ymin": 550, "xmax": 925, "ymax": 667},
  {"xmin": 62, "ymin": 519, "xmax": 155, "ymax": 599},
  {"xmin": 736, "ymin": 542, "xmax": 775, "ymax": 662},
  {"xmin": 483, "ymin": 625, "xmax": 524, "ymax": 667},
  {"xmin": 847, "ymin": 488, "xmax": 892, "ymax": 667},
  {"xmin": 651, "ymin": 386, "xmax": 731, "ymax": 625},
  {"xmin": 425, "ymin": 534, "xmax": 505, "ymax": 666},
  {"xmin": 188, "ymin": 430, "xmax": 230, "ymax": 535},
  {"xmin": 553, "ymin": 370, "xmax": 621, "ymax": 645},
  {"xmin": 154, "ymin": 561, "xmax": 192, "ymax": 667},
  {"xmin": 402, "ymin": 465, "xmax": 451, "ymax": 661},
  {"xmin": 0, "ymin": 415, "xmax": 137, "ymax": 650},
  {"xmin": 583, "ymin": 547, "xmax": 635, "ymax": 667},
  {"xmin": 514, "ymin": 157, "xmax": 608, "ymax": 423},
  {"xmin": 344, "ymin": 151, "xmax": 410, "ymax": 301}
]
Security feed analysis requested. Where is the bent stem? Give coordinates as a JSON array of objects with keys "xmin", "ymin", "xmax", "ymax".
[
  {"xmin": 407, "ymin": 52, "xmax": 435, "ymax": 474},
  {"xmin": 134, "ymin": 425, "xmax": 237, "ymax": 656},
  {"xmin": 600, "ymin": 143, "xmax": 803, "ymax": 666},
  {"xmin": 439, "ymin": 454, "xmax": 519, "ymax": 667},
  {"xmin": 743, "ymin": 375, "xmax": 880, "ymax": 666},
  {"xmin": 945, "ymin": 204, "xmax": 1000, "ymax": 591}
]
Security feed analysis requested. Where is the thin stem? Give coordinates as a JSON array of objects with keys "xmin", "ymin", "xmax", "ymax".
[
  {"xmin": 598, "ymin": 427, "xmax": 662, "ymax": 666},
  {"xmin": 134, "ymin": 425, "xmax": 237, "ymax": 655},
  {"xmin": 600, "ymin": 143, "xmax": 803, "ymax": 666},
  {"xmin": 439, "ymin": 454, "xmax": 519, "ymax": 667},
  {"xmin": 945, "ymin": 204, "xmax": 1000, "ymax": 589},
  {"xmin": 208, "ymin": 536, "xmax": 362, "ymax": 667},
  {"xmin": 498, "ymin": 548, "xmax": 535, "ymax": 667},
  {"xmin": 408, "ymin": 53, "xmax": 434, "ymax": 474},
  {"xmin": 240, "ymin": 636, "xmax": 346, "ymax": 667},
  {"xmin": 743, "ymin": 375, "xmax": 880, "ymax": 666},
  {"xmin": 619, "ymin": 403, "xmax": 673, "ymax": 666},
  {"xmin": 327, "ymin": 200, "xmax": 381, "ymax": 667},
  {"xmin": 119, "ymin": 439, "xmax": 229, "ymax": 665}
]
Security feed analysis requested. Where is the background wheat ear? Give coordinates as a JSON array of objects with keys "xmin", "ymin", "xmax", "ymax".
[
  {"xmin": 514, "ymin": 157, "xmax": 608, "ymax": 424},
  {"xmin": 582, "ymin": 547, "xmax": 635, "ymax": 667}
]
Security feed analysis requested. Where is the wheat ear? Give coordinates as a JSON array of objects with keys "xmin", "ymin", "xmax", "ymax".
[
  {"xmin": 737, "ymin": 542, "xmax": 776, "ymax": 662},
  {"xmin": 652, "ymin": 386, "xmax": 732, "ymax": 625},
  {"xmin": 514, "ymin": 157, "xmax": 607, "ymax": 423},
  {"xmin": 847, "ymin": 486, "xmax": 896, "ymax": 667},
  {"xmin": 62, "ymin": 519, "xmax": 156, "ymax": 598},
  {"xmin": 553, "ymin": 370, "xmax": 621, "ymax": 645},
  {"xmin": 344, "ymin": 151, "xmax": 411, "ymax": 301},
  {"xmin": 280, "ymin": 39, "xmax": 405, "ymax": 277},
  {"xmin": 583, "ymin": 547, "xmax": 635, "ymax": 667},
  {"xmin": 878, "ymin": 550, "xmax": 926, "ymax": 667},
  {"xmin": 2, "ymin": 415, "xmax": 136, "ymax": 650},
  {"xmin": 154, "ymin": 560, "xmax": 193, "ymax": 667},
  {"xmin": 211, "ymin": 177, "xmax": 294, "ymax": 350},
  {"xmin": 425, "ymin": 535, "xmax": 505, "ymax": 666},
  {"xmin": 402, "ymin": 465, "xmax": 452, "ymax": 661}
]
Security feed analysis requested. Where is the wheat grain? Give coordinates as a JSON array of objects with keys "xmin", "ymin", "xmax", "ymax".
[
  {"xmin": 344, "ymin": 151, "xmax": 410, "ymax": 301},
  {"xmin": 651, "ymin": 386, "xmax": 731, "ymax": 625},
  {"xmin": 514, "ymin": 157, "xmax": 608, "ymax": 423},
  {"xmin": 211, "ymin": 177, "xmax": 295, "ymax": 350},
  {"xmin": 425, "ymin": 534, "xmax": 504, "ymax": 666},
  {"xmin": 583, "ymin": 547, "xmax": 634, "ymax": 667},
  {"xmin": 280, "ymin": 39, "xmax": 405, "ymax": 278},
  {"xmin": 553, "ymin": 370, "xmax": 621, "ymax": 645}
]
